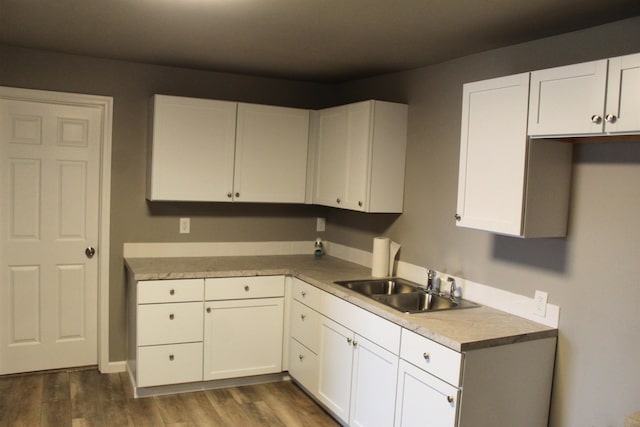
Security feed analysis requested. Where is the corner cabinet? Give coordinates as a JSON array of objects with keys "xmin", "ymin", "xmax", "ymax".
[
  {"xmin": 312, "ymin": 100, "xmax": 408, "ymax": 213},
  {"xmin": 456, "ymin": 73, "xmax": 572, "ymax": 237},
  {"xmin": 147, "ymin": 95, "xmax": 310, "ymax": 203},
  {"xmin": 528, "ymin": 52, "xmax": 640, "ymax": 137}
]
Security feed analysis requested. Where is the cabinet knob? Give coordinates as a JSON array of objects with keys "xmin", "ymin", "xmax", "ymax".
[
  {"xmin": 605, "ymin": 113, "xmax": 617, "ymax": 123},
  {"xmin": 244, "ymin": 285, "xmax": 250, "ymax": 292},
  {"xmin": 169, "ymin": 354, "xmax": 175, "ymax": 361},
  {"xmin": 206, "ymin": 307, "xmax": 212, "ymax": 313},
  {"xmin": 235, "ymin": 192, "xmax": 240, "ymax": 198},
  {"xmin": 353, "ymin": 340, "xmax": 358, "ymax": 347},
  {"xmin": 591, "ymin": 114, "xmax": 603, "ymax": 124},
  {"xmin": 423, "ymin": 352, "xmax": 430, "ymax": 361},
  {"xmin": 227, "ymin": 192, "xmax": 233, "ymax": 198},
  {"xmin": 298, "ymin": 354, "xmax": 304, "ymax": 361},
  {"xmin": 169, "ymin": 289, "xmax": 175, "ymax": 295},
  {"xmin": 454, "ymin": 214, "xmax": 461, "ymax": 221},
  {"xmin": 358, "ymin": 201, "xmax": 363, "ymax": 207},
  {"xmin": 301, "ymin": 291, "xmax": 306, "ymax": 297},
  {"xmin": 169, "ymin": 314, "xmax": 174, "ymax": 320},
  {"xmin": 347, "ymin": 337, "xmax": 353, "ymax": 344},
  {"xmin": 336, "ymin": 198, "xmax": 341, "ymax": 204},
  {"xmin": 300, "ymin": 314, "xmax": 306, "ymax": 320},
  {"xmin": 447, "ymin": 396, "xmax": 454, "ymax": 404}
]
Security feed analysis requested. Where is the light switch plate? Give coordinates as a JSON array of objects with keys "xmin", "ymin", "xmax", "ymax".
[
  {"xmin": 179, "ymin": 217, "xmax": 190, "ymax": 234},
  {"xmin": 534, "ymin": 290, "xmax": 548, "ymax": 317}
]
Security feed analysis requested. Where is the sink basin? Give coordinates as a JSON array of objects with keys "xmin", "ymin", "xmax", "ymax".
[
  {"xmin": 334, "ymin": 278, "xmax": 419, "ymax": 296},
  {"xmin": 335, "ymin": 278, "xmax": 479, "ymax": 314}
]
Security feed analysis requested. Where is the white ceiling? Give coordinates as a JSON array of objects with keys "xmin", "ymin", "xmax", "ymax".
[{"xmin": 1, "ymin": 0, "xmax": 639, "ymax": 82}]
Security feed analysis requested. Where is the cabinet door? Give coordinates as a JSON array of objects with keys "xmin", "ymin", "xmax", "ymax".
[
  {"xmin": 605, "ymin": 53, "xmax": 640, "ymax": 134},
  {"xmin": 528, "ymin": 60, "xmax": 607, "ymax": 137},
  {"xmin": 456, "ymin": 73, "xmax": 530, "ymax": 236},
  {"xmin": 147, "ymin": 95, "xmax": 237, "ymax": 201},
  {"xmin": 395, "ymin": 360, "xmax": 459, "ymax": 427},
  {"xmin": 317, "ymin": 316, "xmax": 354, "ymax": 424},
  {"xmin": 314, "ymin": 105, "xmax": 348, "ymax": 208},
  {"xmin": 203, "ymin": 298, "xmax": 284, "ymax": 381},
  {"xmin": 234, "ymin": 104, "xmax": 310, "ymax": 203},
  {"xmin": 349, "ymin": 335, "xmax": 398, "ymax": 427},
  {"xmin": 341, "ymin": 101, "xmax": 372, "ymax": 211}
]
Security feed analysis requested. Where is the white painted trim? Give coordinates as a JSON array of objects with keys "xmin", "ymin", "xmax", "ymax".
[
  {"xmin": 0, "ymin": 86, "xmax": 113, "ymax": 374},
  {"xmin": 102, "ymin": 360, "xmax": 127, "ymax": 374},
  {"xmin": 123, "ymin": 241, "xmax": 315, "ymax": 258},
  {"xmin": 325, "ymin": 241, "xmax": 560, "ymax": 328}
]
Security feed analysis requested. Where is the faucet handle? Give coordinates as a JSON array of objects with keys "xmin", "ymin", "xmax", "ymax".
[{"xmin": 447, "ymin": 277, "xmax": 457, "ymax": 298}]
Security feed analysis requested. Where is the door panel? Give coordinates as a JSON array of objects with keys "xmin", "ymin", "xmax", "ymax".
[{"xmin": 1, "ymin": 98, "xmax": 101, "ymax": 374}]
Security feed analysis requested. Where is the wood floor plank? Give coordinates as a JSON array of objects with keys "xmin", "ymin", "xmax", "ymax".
[
  {"xmin": 101, "ymin": 398, "xmax": 135, "ymax": 427},
  {"xmin": 126, "ymin": 396, "xmax": 165, "ymax": 427},
  {"xmin": 155, "ymin": 393, "xmax": 195, "ymax": 425},
  {"xmin": 178, "ymin": 392, "xmax": 226, "ymax": 426},
  {"xmin": 42, "ymin": 372, "xmax": 70, "ymax": 402},
  {"xmin": 70, "ymin": 370, "xmax": 105, "ymax": 426},
  {"xmin": 2, "ymin": 374, "xmax": 44, "ymax": 426},
  {"xmin": 41, "ymin": 399, "xmax": 72, "ymax": 427}
]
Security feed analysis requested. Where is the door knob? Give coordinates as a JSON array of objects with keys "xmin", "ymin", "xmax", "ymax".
[{"xmin": 85, "ymin": 247, "xmax": 96, "ymax": 258}]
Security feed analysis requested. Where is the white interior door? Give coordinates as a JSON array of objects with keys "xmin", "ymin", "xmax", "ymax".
[{"xmin": 0, "ymin": 98, "xmax": 102, "ymax": 374}]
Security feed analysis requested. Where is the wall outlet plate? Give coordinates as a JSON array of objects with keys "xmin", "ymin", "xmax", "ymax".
[
  {"xmin": 534, "ymin": 290, "xmax": 548, "ymax": 317},
  {"xmin": 316, "ymin": 217, "xmax": 326, "ymax": 232},
  {"xmin": 179, "ymin": 217, "xmax": 190, "ymax": 234}
]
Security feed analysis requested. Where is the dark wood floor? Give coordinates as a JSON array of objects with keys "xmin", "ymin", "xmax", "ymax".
[{"xmin": 0, "ymin": 368, "xmax": 339, "ymax": 426}]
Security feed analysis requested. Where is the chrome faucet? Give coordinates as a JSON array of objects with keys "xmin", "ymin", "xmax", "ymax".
[{"xmin": 447, "ymin": 277, "xmax": 457, "ymax": 301}]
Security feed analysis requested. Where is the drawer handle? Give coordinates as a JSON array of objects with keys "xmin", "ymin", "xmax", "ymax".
[
  {"xmin": 423, "ymin": 352, "xmax": 430, "ymax": 361},
  {"xmin": 206, "ymin": 307, "xmax": 212, "ymax": 313},
  {"xmin": 169, "ymin": 354, "xmax": 174, "ymax": 361},
  {"xmin": 298, "ymin": 354, "xmax": 304, "ymax": 361},
  {"xmin": 244, "ymin": 285, "xmax": 250, "ymax": 292},
  {"xmin": 169, "ymin": 314, "xmax": 174, "ymax": 320},
  {"xmin": 300, "ymin": 314, "xmax": 306, "ymax": 320},
  {"xmin": 447, "ymin": 396, "xmax": 454, "ymax": 404},
  {"xmin": 169, "ymin": 289, "xmax": 175, "ymax": 296},
  {"xmin": 301, "ymin": 291, "xmax": 306, "ymax": 297}
]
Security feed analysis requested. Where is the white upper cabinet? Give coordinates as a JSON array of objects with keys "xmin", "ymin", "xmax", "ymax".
[
  {"xmin": 147, "ymin": 95, "xmax": 237, "ymax": 202},
  {"xmin": 528, "ymin": 53, "xmax": 640, "ymax": 137},
  {"xmin": 147, "ymin": 95, "xmax": 310, "ymax": 203},
  {"xmin": 312, "ymin": 100, "xmax": 408, "ymax": 213},
  {"xmin": 456, "ymin": 73, "xmax": 573, "ymax": 238},
  {"xmin": 234, "ymin": 103, "xmax": 310, "ymax": 203}
]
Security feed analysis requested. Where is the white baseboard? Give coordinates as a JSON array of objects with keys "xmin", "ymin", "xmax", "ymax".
[{"xmin": 100, "ymin": 360, "xmax": 127, "ymax": 374}]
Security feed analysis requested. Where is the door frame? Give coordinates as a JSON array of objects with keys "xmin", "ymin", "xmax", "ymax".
[{"xmin": 0, "ymin": 86, "xmax": 113, "ymax": 373}]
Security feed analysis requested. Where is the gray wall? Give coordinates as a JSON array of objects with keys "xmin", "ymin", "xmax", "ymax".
[
  {"xmin": 0, "ymin": 45, "xmax": 333, "ymax": 362},
  {"xmin": 2, "ymin": 16, "xmax": 640, "ymax": 427},
  {"xmin": 328, "ymin": 17, "xmax": 640, "ymax": 427}
]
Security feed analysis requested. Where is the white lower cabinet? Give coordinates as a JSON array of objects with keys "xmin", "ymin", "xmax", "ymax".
[
  {"xmin": 395, "ymin": 359, "xmax": 459, "ymax": 427},
  {"xmin": 289, "ymin": 278, "xmax": 400, "ymax": 427},
  {"xmin": 203, "ymin": 276, "xmax": 285, "ymax": 381}
]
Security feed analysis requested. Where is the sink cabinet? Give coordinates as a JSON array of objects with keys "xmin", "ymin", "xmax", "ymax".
[
  {"xmin": 312, "ymin": 100, "xmax": 408, "ymax": 213},
  {"xmin": 147, "ymin": 95, "xmax": 309, "ymax": 203},
  {"xmin": 528, "ymin": 52, "xmax": 640, "ymax": 137},
  {"xmin": 288, "ymin": 278, "xmax": 401, "ymax": 426},
  {"xmin": 456, "ymin": 73, "xmax": 572, "ymax": 237}
]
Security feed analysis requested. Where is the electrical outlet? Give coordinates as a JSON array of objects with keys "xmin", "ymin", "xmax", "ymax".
[
  {"xmin": 179, "ymin": 217, "xmax": 190, "ymax": 234},
  {"xmin": 316, "ymin": 217, "xmax": 326, "ymax": 232},
  {"xmin": 534, "ymin": 290, "xmax": 548, "ymax": 317}
]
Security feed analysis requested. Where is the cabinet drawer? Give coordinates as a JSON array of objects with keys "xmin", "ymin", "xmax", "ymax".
[
  {"xmin": 138, "ymin": 279, "xmax": 203, "ymax": 304},
  {"xmin": 137, "ymin": 342, "xmax": 203, "ymax": 387},
  {"xmin": 400, "ymin": 329, "xmax": 463, "ymax": 386},
  {"xmin": 288, "ymin": 337, "xmax": 319, "ymax": 395},
  {"xmin": 290, "ymin": 300, "xmax": 320, "ymax": 354},
  {"xmin": 205, "ymin": 276, "xmax": 284, "ymax": 300},
  {"xmin": 138, "ymin": 302, "xmax": 203, "ymax": 346},
  {"xmin": 292, "ymin": 277, "xmax": 322, "ymax": 311}
]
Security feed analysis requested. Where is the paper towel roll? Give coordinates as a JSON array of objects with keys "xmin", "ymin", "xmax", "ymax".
[{"xmin": 372, "ymin": 237, "xmax": 390, "ymax": 277}]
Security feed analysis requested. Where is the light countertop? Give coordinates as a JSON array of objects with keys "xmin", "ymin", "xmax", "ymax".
[{"xmin": 125, "ymin": 254, "xmax": 557, "ymax": 352}]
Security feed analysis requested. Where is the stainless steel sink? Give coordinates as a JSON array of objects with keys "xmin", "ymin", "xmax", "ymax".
[
  {"xmin": 335, "ymin": 278, "xmax": 479, "ymax": 314},
  {"xmin": 334, "ymin": 278, "xmax": 418, "ymax": 296}
]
